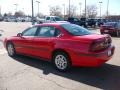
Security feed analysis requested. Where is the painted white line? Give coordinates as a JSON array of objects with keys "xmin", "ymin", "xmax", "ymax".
[{"xmin": 0, "ymin": 49, "xmax": 7, "ymax": 55}]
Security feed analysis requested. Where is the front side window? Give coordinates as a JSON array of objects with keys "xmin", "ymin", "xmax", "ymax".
[
  {"xmin": 61, "ymin": 24, "xmax": 92, "ymax": 36},
  {"xmin": 22, "ymin": 27, "xmax": 38, "ymax": 36}
]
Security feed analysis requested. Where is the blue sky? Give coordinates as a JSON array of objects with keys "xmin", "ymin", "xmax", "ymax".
[{"xmin": 0, "ymin": 0, "xmax": 120, "ymax": 16}]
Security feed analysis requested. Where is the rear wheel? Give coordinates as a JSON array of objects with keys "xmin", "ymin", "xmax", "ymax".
[
  {"xmin": 53, "ymin": 52, "xmax": 71, "ymax": 71},
  {"xmin": 7, "ymin": 42, "xmax": 16, "ymax": 57}
]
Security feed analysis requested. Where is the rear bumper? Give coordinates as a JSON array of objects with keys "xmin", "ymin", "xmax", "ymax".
[
  {"xmin": 101, "ymin": 30, "xmax": 119, "ymax": 34},
  {"xmin": 71, "ymin": 45, "xmax": 115, "ymax": 67}
]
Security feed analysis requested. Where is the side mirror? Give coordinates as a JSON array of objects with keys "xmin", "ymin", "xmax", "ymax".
[{"xmin": 17, "ymin": 33, "xmax": 22, "ymax": 37}]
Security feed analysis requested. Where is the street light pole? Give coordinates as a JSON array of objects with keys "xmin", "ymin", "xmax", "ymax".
[
  {"xmin": 79, "ymin": 3, "xmax": 82, "ymax": 18},
  {"xmin": 85, "ymin": 0, "xmax": 86, "ymax": 18},
  {"xmin": 63, "ymin": 4, "xmax": 65, "ymax": 19},
  {"xmin": 0, "ymin": 6, "xmax": 1, "ymax": 15},
  {"xmin": 69, "ymin": 0, "xmax": 71, "ymax": 17},
  {"xmin": 36, "ymin": 1, "xmax": 40, "ymax": 15},
  {"xmin": 99, "ymin": 2, "xmax": 102, "ymax": 18},
  {"xmin": 14, "ymin": 4, "xmax": 18, "ymax": 13},
  {"xmin": 32, "ymin": 0, "xmax": 34, "ymax": 25},
  {"xmin": 107, "ymin": 0, "xmax": 109, "ymax": 17}
]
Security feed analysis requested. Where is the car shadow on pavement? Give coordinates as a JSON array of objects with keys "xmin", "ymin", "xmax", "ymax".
[{"xmin": 13, "ymin": 55, "xmax": 120, "ymax": 90}]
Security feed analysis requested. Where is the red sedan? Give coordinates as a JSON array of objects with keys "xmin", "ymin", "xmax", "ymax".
[
  {"xmin": 4, "ymin": 23, "xmax": 115, "ymax": 71},
  {"xmin": 100, "ymin": 22, "xmax": 120, "ymax": 37}
]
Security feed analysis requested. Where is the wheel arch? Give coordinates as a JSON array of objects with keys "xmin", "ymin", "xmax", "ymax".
[
  {"xmin": 51, "ymin": 48, "xmax": 72, "ymax": 63},
  {"xmin": 6, "ymin": 40, "xmax": 14, "ymax": 48}
]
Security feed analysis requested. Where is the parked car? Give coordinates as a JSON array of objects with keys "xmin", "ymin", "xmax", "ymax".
[
  {"xmin": 100, "ymin": 22, "xmax": 120, "ymax": 37},
  {"xmin": 67, "ymin": 17, "xmax": 81, "ymax": 25},
  {"xmin": 87, "ymin": 18, "xmax": 96, "ymax": 27},
  {"xmin": 80, "ymin": 18, "xmax": 87, "ymax": 27},
  {"xmin": 37, "ymin": 16, "xmax": 68, "ymax": 24},
  {"xmin": 4, "ymin": 17, "xmax": 17, "ymax": 22},
  {"xmin": 4, "ymin": 23, "xmax": 115, "ymax": 71},
  {"xmin": 0, "ymin": 16, "xmax": 4, "ymax": 21},
  {"xmin": 96, "ymin": 19, "xmax": 105, "ymax": 27}
]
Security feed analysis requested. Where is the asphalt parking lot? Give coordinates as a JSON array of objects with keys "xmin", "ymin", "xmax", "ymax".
[{"xmin": 0, "ymin": 22, "xmax": 120, "ymax": 90}]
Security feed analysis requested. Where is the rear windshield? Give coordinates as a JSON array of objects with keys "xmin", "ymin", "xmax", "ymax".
[
  {"xmin": 104, "ymin": 22, "xmax": 117, "ymax": 27},
  {"xmin": 61, "ymin": 24, "xmax": 92, "ymax": 36}
]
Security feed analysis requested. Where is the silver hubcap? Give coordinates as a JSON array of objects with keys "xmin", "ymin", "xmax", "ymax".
[
  {"xmin": 55, "ymin": 55, "xmax": 67, "ymax": 70},
  {"xmin": 8, "ymin": 44, "xmax": 14, "ymax": 56}
]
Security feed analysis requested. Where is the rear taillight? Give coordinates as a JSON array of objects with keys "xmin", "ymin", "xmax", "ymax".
[
  {"xmin": 90, "ymin": 41, "xmax": 105, "ymax": 52},
  {"xmin": 100, "ymin": 26, "xmax": 103, "ymax": 29},
  {"xmin": 90, "ymin": 35, "xmax": 111, "ymax": 52}
]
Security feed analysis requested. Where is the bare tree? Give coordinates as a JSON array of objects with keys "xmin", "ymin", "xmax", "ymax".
[
  {"xmin": 83, "ymin": 5, "xmax": 97, "ymax": 18},
  {"xmin": 36, "ymin": 13, "xmax": 44, "ymax": 18},
  {"xmin": 49, "ymin": 5, "xmax": 62, "ymax": 17},
  {"xmin": 14, "ymin": 10, "xmax": 25, "ymax": 17},
  {"xmin": 66, "ymin": 5, "xmax": 77, "ymax": 17},
  {"xmin": 3, "ymin": 12, "xmax": 12, "ymax": 17}
]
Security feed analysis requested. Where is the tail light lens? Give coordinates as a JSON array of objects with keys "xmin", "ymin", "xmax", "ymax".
[
  {"xmin": 90, "ymin": 35, "xmax": 111, "ymax": 52},
  {"xmin": 100, "ymin": 26, "xmax": 104, "ymax": 30}
]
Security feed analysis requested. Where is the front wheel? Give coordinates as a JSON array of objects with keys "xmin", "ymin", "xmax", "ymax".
[
  {"xmin": 7, "ymin": 42, "xmax": 16, "ymax": 57},
  {"xmin": 53, "ymin": 52, "xmax": 71, "ymax": 71}
]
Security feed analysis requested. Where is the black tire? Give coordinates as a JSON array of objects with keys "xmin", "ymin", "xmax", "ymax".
[
  {"xmin": 101, "ymin": 32, "xmax": 104, "ymax": 34},
  {"xmin": 6, "ymin": 42, "xmax": 16, "ymax": 57},
  {"xmin": 52, "ymin": 52, "xmax": 71, "ymax": 71}
]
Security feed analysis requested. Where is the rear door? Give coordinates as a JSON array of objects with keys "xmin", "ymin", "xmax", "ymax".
[
  {"xmin": 33, "ymin": 26, "xmax": 61, "ymax": 60},
  {"xmin": 15, "ymin": 26, "xmax": 38, "ymax": 55}
]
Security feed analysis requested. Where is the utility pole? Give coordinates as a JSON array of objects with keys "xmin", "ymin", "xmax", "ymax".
[
  {"xmin": 69, "ymin": 0, "xmax": 71, "ymax": 17},
  {"xmin": 36, "ymin": 1, "xmax": 40, "ymax": 15},
  {"xmin": 99, "ymin": 2, "xmax": 102, "ymax": 18},
  {"xmin": 32, "ymin": 0, "xmax": 34, "ymax": 25},
  {"xmin": 79, "ymin": 3, "xmax": 82, "ymax": 18}
]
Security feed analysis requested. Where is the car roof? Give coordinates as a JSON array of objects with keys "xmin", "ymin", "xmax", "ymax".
[
  {"xmin": 34, "ymin": 23, "xmax": 68, "ymax": 27},
  {"xmin": 46, "ymin": 16, "xmax": 60, "ymax": 18}
]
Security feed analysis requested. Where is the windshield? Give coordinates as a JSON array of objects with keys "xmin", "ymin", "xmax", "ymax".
[
  {"xmin": 61, "ymin": 24, "xmax": 92, "ymax": 36},
  {"xmin": 54, "ymin": 17, "xmax": 64, "ymax": 21},
  {"xmin": 104, "ymin": 22, "xmax": 117, "ymax": 27}
]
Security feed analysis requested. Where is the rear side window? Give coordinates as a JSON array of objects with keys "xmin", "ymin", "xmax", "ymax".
[
  {"xmin": 104, "ymin": 22, "xmax": 117, "ymax": 27},
  {"xmin": 37, "ymin": 26, "xmax": 61, "ymax": 37},
  {"xmin": 61, "ymin": 24, "xmax": 92, "ymax": 36}
]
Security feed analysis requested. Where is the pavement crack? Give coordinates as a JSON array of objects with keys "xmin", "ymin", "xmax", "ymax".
[{"xmin": 36, "ymin": 74, "xmax": 76, "ymax": 90}]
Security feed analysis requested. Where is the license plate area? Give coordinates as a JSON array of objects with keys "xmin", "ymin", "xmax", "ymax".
[{"xmin": 104, "ymin": 30, "xmax": 109, "ymax": 32}]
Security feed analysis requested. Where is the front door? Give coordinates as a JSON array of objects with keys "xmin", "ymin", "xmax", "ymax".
[{"xmin": 15, "ymin": 26, "xmax": 38, "ymax": 55}]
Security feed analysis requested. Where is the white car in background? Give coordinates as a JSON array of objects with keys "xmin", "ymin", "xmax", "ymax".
[{"xmin": 37, "ymin": 16, "xmax": 69, "ymax": 24}]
